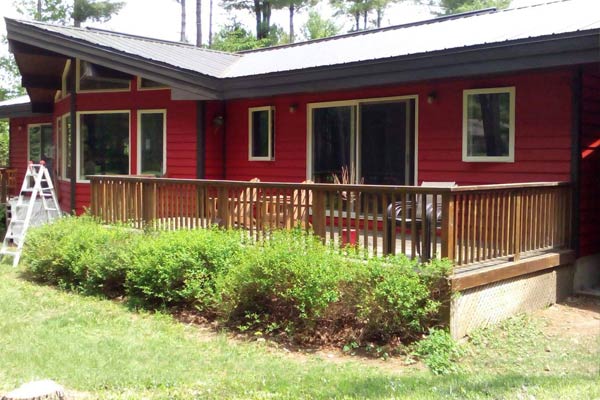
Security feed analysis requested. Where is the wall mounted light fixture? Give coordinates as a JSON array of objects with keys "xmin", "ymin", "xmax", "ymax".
[
  {"xmin": 289, "ymin": 103, "xmax": 298, "ymax": 113},
  {"xmin": 212, "ymin": 115, "xmax": 224, "ymax": 127},
  {"xmin": 427, "ymin": 91, "xmax": 437, "ymax": 104}
]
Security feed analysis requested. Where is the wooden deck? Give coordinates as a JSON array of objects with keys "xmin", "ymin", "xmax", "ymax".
[{"xmin": 88, "ymin": 176, "xmax": 574, "ymax": 275}]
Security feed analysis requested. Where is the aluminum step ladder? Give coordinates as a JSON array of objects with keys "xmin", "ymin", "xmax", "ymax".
[{"xmin": 1, "ymin": 162, "xmax": 62, "ymax": 267}]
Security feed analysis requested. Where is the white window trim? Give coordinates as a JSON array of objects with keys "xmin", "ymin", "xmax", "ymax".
[
  {"xmin": 462, "ymin": 86, "xmax": 515, "ymax": 163},
  {"xmin": 76, "ymin": 110, "xmax": 131, "ymax": 183},
  {"xmin": 27, "ymin": 123, "xmax": 51, "ymax": 163},
  {"xmin": 60, "ymin": 113, "xmax": 71, "ymax": 181},
  {"xmin": 75, "ymin": 59, "xmax": 131, "ymax": 94},
  {"xmin": 136, "ymin": 76, "xmax": 169, "ymax": 91},
  {"xmin": 137, "ymin": 109, "xmax": 167, "ymax": 176},
  {"xmin": 306, "ymin": 95, "xmax": 419, "ymax": 184},
  {"xmin": 248, "ymin": 106, "xmax": 275, "ymax": 161}
]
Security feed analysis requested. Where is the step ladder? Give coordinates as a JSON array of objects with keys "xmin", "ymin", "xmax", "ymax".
[{"xmin": 1, "ymin": 161, "xmax": 62, "ymax": 267}]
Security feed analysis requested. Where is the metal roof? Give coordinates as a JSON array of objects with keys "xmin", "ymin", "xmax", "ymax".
[
  {"xmin": 224, "ymin": 0, "xmax": 600, "ymax": 77},
  {"xmin": 0, "ymin": 95, "xmax": 50, "ymax": 119},
  {"xmin": 12, "ymin": 20, "xmax": 240, "ymax": 79}
]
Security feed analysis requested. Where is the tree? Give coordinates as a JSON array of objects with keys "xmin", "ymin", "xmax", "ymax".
[
  {"xmin": 301, "ymin": 11, "xmax": 340, "ymax": 40},
  {"xmin": 332, "ymin": 0, "xmax": 401, "ymax": 30},
  {"xmin": 208, "ymin": 0, "xmax": 214, "ymax": 46},
  {"xmin": 72, "ymin": 0, "xmax": 124, "ymax": 27},
  {"xmin": 196, "ymin": 0, "xmax": 202, "ymax": 46},
  {"xmin": 210, "ymin": 19, "xmax": 285, "ymax": 51},
  {"xmin": 432, "ymin": 0, "xmax": 511, "ymax": 14},
  {"xmin": 13, "ymin": 0, "xmax": 69, "ymax": 23},
  {"xmin": 174, "ymin": 0, "xmax": 188, "ymax": 42},
  {"xmin": 272, "ymin": 0, "xmax": 316, "ymax": 43},
  {"xmin": 221, "ymin": 0, "xmax": 273, "ymax": 40}
]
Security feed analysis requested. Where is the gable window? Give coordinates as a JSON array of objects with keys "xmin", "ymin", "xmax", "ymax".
[
  {"xmin": 78, "ymin": 111, "xmax": 130, "ymax": 181},
  {"xmin": 138, "ymin": 77, "xmax": 168, "ymax": 90},
  {"xmin": 137, "ymin": 110, "xmax": 166, "ymax": 176},
  {"xmin": 463, "ymin": 87, "xmax": 515, "ymax": 162},
  {"xmin": 77, "ymin": 60, "xmax": 131, "ymax": 92},
  {"xmin": 248, "ymin": 106, "xmax": 274, "ymax": 160}
]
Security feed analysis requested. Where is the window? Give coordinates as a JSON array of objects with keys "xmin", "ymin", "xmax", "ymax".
[
  {"xmin": 138, "ymin": 77, "xmax": 168, "ymax": 90},
  {"xmin": 77, "ymin": 60, "xmax": 131, "ymax": 92},
  {"xmin": 78, "ymin": 112, "xmax": 130, "ymax": 181},
  {"xmin": 61, "ymin": 114, "xmax": 72, "ymax": 180},
  {"xmin": 28, "ymin": 124, "xmax": 53, "ymax": 163},
  {"xmin": 137, "ymin": 110, "xmax": 166, "ymax": 176},
  {"xmin": 248, "ymin": 106, "xmax": 274, "ymax": 160},
  {"xmin": 463, "ymin": 87, "xmax": 515, "ymax": 162},
  {"xmin": 309, "ymin": 97, "xmax": 416, "ymax": 185}
]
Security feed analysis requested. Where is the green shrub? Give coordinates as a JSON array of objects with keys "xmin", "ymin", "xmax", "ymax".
[
  {"xmin": 354, "ymin": 256, "xmax": 451, "ymax": 341},
  {"xmin": 216, "ymin": 229, "xmax": 349, "ymax": 331},
  {"xmin": 22, "ymin": 216, "xmax": 137, "ymax": 297},
  {"xmin": 413, "ymin": 328, "xmax": 463, "ymax": 374},
  {"xmin": 125, "ymin": 228, "xmax": 245, "ymax": 311}
]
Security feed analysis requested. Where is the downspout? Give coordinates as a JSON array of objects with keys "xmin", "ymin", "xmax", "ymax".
[
  {"xmin": 69, "ymin": 60, "xmax": 77, "ymax": 214},
  {"xmin": 570, "ymin": 67, "xmax": 582, "ymax": 257},
  {"xmin": 196, "ymin": 101, "xmax": 205, "ymax": 179}
]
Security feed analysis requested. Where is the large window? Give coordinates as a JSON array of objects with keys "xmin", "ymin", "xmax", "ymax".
[
  {"xmin": 138, "ymin": 110, "xmax": 166, "ymax": 176},
  {"xmin": 77, "ymin": 60, "xmax": 131, "ymax": 92},
  {"xmin": 28, "ymin": 124, "xmax": 53, "ymax": 163},
  {"xmin": 78, "ymin": 112, "xmax": 130, "ymax": 181},
  {"xmin": 463, "ymin": 87, "xmax": 515, "ymax": 162},
  {"xmin": 248, "ymin": 106, "xmax": 274, "ymax": 160},
  {"xmin": 309, "ymin": 98, "xmax": 415, "ymax": 185}
]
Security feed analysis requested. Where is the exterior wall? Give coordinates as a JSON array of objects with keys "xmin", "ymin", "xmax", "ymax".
[
  {"xmin": 222, "ymin": 68, "xmax": 574, "ymax": 184},
  {"xmin": 9, "ymin": 115, "xmax": 53, "ymax": 196},
  {"xmin": 579, "ymin": 64, "xmax": 600, "ymax": 257},
  {"xmin": 51, "ymin": 80, "xmax": 199, "ymax": 213}
]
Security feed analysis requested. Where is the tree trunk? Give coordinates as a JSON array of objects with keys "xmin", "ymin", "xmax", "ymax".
[
  {"xmin": 354, "ymin": 12, "xmax": 359, "ymax": 31},
  {"xmin": 262, "ymin": 1, "xmax": 272, "ymax": 39},
  {"xmin": 195, "ymin": 0, "xmax": 202, "ymax": 46},
  {"xmin": 363, "ymin": 10, "xmax": 367, "ymax": 30},
  {"xmin": 254, "ymin": 0, "xmax": 262, "ymax": 39},
  {"xmin": 376, "ymin": 8, "xmax": 382, "ymax": 28},
  {"xmin": 288, "ymin": 3, "xmax": 294, "ymax": 43},
  {"xmin": 36, "ymin": 0, "xmax": 42, "ymax": 20},
  {"xmin": 180, "ymin": 0, "xmax": 187, "ymax": 43},
  {"xmin": 208, "ymin": 0, "xmax": 213, "ymax": 46}
]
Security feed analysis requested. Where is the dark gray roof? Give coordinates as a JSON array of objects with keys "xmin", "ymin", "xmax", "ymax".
[{"xmin": 5, "ymin": 0, "xmax": 600, "ymax": 100}]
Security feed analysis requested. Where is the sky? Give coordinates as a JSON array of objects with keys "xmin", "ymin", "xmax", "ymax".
[{"xmin": 0, "ymin": 0, "xmax": 545, "ymax": 55}]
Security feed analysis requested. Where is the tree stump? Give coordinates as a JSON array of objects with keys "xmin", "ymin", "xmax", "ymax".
[{"xmin": 1, "ymin": 380, "xmax": 66, "ymax": 400}]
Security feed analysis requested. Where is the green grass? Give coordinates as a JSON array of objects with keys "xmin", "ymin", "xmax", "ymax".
[{"xmin": 0, "ymin": 264, "xmax": 598, "ymax": 399}]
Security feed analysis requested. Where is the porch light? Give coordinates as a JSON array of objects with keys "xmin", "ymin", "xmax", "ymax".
[
  {"xmin": 427, "ymin": 91, "xmax": 437, "ymax": 104},
  {"xmin": 212, "ymin": 115, "xmax": 224, "ymax": 127},
  {"xmin": 289, "ymin": 103, "xmax": 298, "ymax": 113}
]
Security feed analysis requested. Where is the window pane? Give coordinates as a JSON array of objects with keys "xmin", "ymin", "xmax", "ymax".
[
  {"xmin": 140, "ymin": 78, "xmax": 167, "ymax": 89},
  {"xmin": 251, "ymin": 110, "xmax": 271, "ymax": 158},
  {"xmin": 312, "ymin": 106, "xmax": 354, "ymax": 183},
  {"xmin": 28, "ymin": 126, "xmax": 41, "ymax": 162},
  {"xmin": 466, "ymin": 92, "xmax": 510, "ymax": 157},
  {"xmin": 63, "ymin": 116, "xmax": 72, "ymax": 179},
  {"xmin": 80, "ymin": 113, "xmax": 129, "ymax": 179},
  {"xmin": 140, "ymin": 113, "xmax": 164, "ymax": 176}
]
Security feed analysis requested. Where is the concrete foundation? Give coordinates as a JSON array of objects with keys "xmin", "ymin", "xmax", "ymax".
[{"xmin": 573, "ymin": 253, "xmax": 600, "ymax": 295}]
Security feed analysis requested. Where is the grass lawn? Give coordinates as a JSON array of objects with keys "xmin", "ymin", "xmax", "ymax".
[{"xmin": 0, "ymin": 264, "xmax": 598, "ymax": 400}]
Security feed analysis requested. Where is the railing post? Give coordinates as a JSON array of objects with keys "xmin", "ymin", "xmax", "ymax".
[
  {"xmin": 0, "ymin": 170, "xmax": 7, "ymax": 204},
  {"xmin": 312, "ymin": 189, "xmax": 326, "ymax": 242},
  {"xmin": 441, "ymin": 192, "xmax": 455, "ymax": 262},
  {"xmin": 217, "ymin": 186, "xmax": 229, "ymax": 228},
  {"xmin": 513, "ymin": 190, "xmax": 522, "ymax": 262},
  {"xmin": 142, "ymin": 181, "xmax": 157, "ymax": 228},
  {"xmin": 90, "ymin": 178, "xmax": 97, "ymax": 217}
]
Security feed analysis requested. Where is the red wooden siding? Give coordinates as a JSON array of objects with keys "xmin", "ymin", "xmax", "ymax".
[
  {"xmin": 222, "ymin": 68, "xmax": 574, "ymax": 185},
  {"xmin": 579, "ymin": 64, "xmax": 600, "ymax": 257}
]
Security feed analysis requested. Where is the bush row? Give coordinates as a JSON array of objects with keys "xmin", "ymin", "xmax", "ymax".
[{"xmin": 22, "ymin": 216, "xmax": 451, "ymax": 344}]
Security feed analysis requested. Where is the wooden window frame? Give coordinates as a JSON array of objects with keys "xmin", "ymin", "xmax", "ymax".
[
  {"xmin": 462, "ymin": 86, "xmax": 516, "ymax": 163},
  {"xmin": 137, "ymin": 77, "xmax": 169, "ymax": 91},
  {"xmin": 75, "ymin": 59, "xmax": 131, "ymax": 94},
  {"xmin": 137, "ymin": 109, "xmax": 167, "ymax": 176},
  {"xmin": 248, "ymin": 106, "xmax": 275, "ymax": 161}
]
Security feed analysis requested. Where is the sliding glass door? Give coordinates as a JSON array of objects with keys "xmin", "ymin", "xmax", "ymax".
[{"xmin": 310, "ymin": 98, "xmax": 415, "ymax": 185}]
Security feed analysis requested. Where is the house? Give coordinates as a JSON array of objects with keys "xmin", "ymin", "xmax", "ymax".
[{"xmin": 0, "ymin": 0, "xmax": 598, "ymax": 335}]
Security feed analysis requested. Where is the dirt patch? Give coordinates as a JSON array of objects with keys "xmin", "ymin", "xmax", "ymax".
[{"xmin": 534, "ymin": 296, "xmax": 600, "ymax": 339}]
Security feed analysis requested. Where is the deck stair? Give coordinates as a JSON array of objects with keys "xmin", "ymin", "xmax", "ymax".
[{"xmin": 0, "ymin": 162, "xmax": 61, "ymax": 267}]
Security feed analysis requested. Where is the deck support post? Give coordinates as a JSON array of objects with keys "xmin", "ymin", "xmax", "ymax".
[
  {"xmin": 312, "ymin": 189, "xmax": 326, "ymax": 241},
  {"xmin": 142, "ymin": 181, "xmax": 157, "ymax": 227},
  {"xmin": 441, "ymin": 192, "xmax": 455, "ymax": 262},
  {"xmin": 513, "ymin": 191, "xmax": 522, "ymax": 262}
]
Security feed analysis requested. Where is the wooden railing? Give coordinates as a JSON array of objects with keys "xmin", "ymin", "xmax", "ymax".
[
  {"xmin": 0, "ymin": 167, "xmax": 17, "ymax": 204},
  {"xmin": 89, "ymin": 176, "xmax": 571, "ymax": 267}
]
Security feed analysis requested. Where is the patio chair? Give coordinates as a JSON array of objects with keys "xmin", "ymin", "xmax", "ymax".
[{"xmin": 386, "ymin": 181, "xmax": 456, "ymax": 259}]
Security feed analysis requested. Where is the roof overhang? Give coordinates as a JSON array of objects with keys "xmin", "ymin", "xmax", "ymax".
[
  {"xmin": 221, "ymin": 29, "xmax": 600, "ymax": 99},
  {"xmin": 0, "ymin": 97, "xmax": 51, "ymax": 119},
  {"xmin": 5, "ymin": 18, "xmax": 223, "ymax": 101}
]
